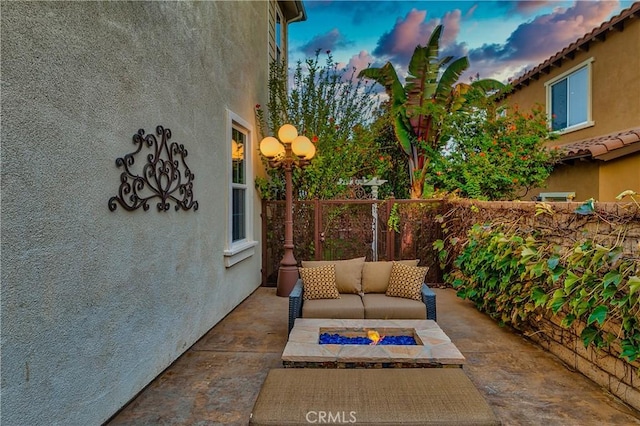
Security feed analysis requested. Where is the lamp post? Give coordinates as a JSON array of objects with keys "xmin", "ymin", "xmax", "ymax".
[{"xmin": 260, "ymin": 124, "xmax": 316, "ymax": 297}]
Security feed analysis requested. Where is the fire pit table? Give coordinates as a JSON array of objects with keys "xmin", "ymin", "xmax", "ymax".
[{"xmin": 282, "ymin": 319, "xmax": 465, "ymax": 368}]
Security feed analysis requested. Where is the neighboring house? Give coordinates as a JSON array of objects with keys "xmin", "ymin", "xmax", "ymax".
[
  {"xmin": 0, "ymin": 1, "xmax": 305, "ymax": 424},
  {"xmin": 503, "ymin": 2, "xmax": 640, "ymax": 202}
]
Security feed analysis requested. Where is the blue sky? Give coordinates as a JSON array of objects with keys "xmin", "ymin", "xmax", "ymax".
[{"xmin": 288, "ymin": 1, "xmax": 634, "ymax": 83}]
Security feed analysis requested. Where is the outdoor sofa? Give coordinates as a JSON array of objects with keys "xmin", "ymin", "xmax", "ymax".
[{"xmin": 288, "ymin": 257, "xmax": 437, "ymax": 333}]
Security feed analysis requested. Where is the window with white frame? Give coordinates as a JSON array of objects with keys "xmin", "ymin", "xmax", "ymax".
[
  {"xmin": 225, "ymin": 111, "xmax": 257, "ymax": 267},
  {"xmin": 231, "ymin": 126, "xmax": 247, "ymax": 242},
  {"xmin": 546, "ymin": 58, "xmax": 594, "ymax": 132}
]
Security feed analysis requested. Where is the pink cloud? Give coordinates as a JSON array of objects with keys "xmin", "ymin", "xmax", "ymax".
[
  {"xmin": 441, "ymin": 10, "xmax": 462, "ymax": 46},
  {"xmin": 504, "ymin": 1, "xmax": 619, "ymax": 61},
  {"xmin": 467, "ymin": 1, "xmax": 621, "ymax": 81},
  {"xmin": 510, "ymin": 1, "xmax": 554, "ymax": 15},
  {"xmin": 464, "ymin": 4, "xmax": 478, "ymax": 19},
  {"xmin": 342, "ymin": 50, "xmax": 376, "ymax": 77},
  {"xmin": 373, "ymin": 9, "xmax": 439, "ymax": 65}
]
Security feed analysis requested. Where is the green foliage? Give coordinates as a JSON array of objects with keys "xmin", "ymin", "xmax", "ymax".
[
  {"xmin": 442, "ymin": 224, "xmax": 640, "ymax": 363},
  {"xmin": 359, "ymin": 24, "xmax": 505, "ymax": 199},
  {"xmin": 369, "ymin": 102, "xmax": 410, "ymax": 199},
  {"xmin": 387, "ymin": 203, "xmax": 400, "ymax": 233},
  {"xmin": 428, "ymin": 104, "xmax": 557, "ymax": 200},
  {"xmin": 256, "ymin": 52, "xmax": 387, "ymax": 200}
]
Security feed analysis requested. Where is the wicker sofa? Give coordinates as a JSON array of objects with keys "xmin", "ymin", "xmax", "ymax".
[{"xmin": 288, "ymin": 257, "xmax": 437, "ymax": 333}]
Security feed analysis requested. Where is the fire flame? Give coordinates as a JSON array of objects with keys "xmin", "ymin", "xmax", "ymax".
[{"xmin": 367, "ymin": 330, "xmax": 383, "ymax": 345}]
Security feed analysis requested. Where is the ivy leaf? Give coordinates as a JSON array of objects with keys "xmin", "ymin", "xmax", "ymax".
[
  {"xmin": 561, "ymin": 313, "xmax": 576, "ymax": 328},
  {"xmin": 587, "ymin": 305, "xmax": 608, "ymax": 326},
  {"xmin": 580, "ymin": 326, "xmax": 601, "ymax": 347},
  {"xmin": 564, "ymin": 271, "xmax": 580, "ymax": 292},
  {"xmin": 602, "ymin": 270, "xmax": 622, "ymax": 288},
  {"xmin": 574, "ymin": 198, "xmax": 595, "ymax": 215},
  {"xmin": 530, "ymin": 262, "xmax": 544, "ymax": 278},
  {"xmin": 601, "ymin": 284, "xmax": 617, "ymax": 300},
  {"xmin": 628, "ymin": 276, "xmax": 640, "ymax": 295},
  {"xmin": 547, "ymin": 256, "xmax": 560, "ymax": 270},
  {"xmin": 433, "ymin": 239, "xmax": 444, "ymax": 251},
  {"xmin": 620, "ymin": 344, "xmax": 639, "ymax": 362},
  {"xmin": 521, "ymin": 247, "xmax": 537, "ymax": 259},
  {"xmin": 551, "ymin": 265, "xmax": 565, "ymax": 283},
  {"xmin": 549, "ymin": 289, "xmax": 566, "ymax": 313},
  {"xmin": 531, "ymin": 287, "xmax": 548, "ymax": 307}
]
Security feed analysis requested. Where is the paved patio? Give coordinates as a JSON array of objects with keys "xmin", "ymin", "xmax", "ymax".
[{"xmin": 107, "ymin": 287, "xmax": 640, "ymax": 425}]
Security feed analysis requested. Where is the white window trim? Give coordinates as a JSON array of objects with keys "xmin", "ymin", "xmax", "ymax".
[
  {"xmin": 545, "ymin": 57, "xmax": 595, "ymax": 134},
  {"xmin": 224, "ymin": 110, "xmax": 257, "ymax": 267}
]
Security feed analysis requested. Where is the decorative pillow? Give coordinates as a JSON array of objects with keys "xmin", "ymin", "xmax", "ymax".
[
  {"xmin": 299, "ymin": 264, "xmax": 340, "ymax": 300},
  {"xmin": 301, "ymin": 257, "xmax": 365, "ymax": 294},
  {"xmin": 362, "ymin": 260, "xmax": 420, "ymax": 293},
  {"xmin": 385, "ymin": 262, "xmax": 429, "ymax": 301}
]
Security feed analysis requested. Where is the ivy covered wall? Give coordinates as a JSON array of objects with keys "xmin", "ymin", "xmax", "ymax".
[{"xmin": 437, "ymin": 198, "xmax": 640, "ymax": 410}]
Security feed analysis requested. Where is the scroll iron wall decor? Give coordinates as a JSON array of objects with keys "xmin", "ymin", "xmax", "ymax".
[{"xmin": 108, "ymin": 125, "xmax": 198, "ymax": 212}]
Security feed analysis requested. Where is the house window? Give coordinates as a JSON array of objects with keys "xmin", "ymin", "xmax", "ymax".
[
  {"xmin": 231, "ymin": 127, "xmax": 246, "ymax": 242},
  {"xmin": 546, "ymin": 58, "xmax": 594, "ymax": 132},
  {"xmin": 225, "ymin": 111, "xmax": 257, "ymax": 267},
  {"xmin": 275, "ymin": 12, "xmax": 283, "ymax": 63}
]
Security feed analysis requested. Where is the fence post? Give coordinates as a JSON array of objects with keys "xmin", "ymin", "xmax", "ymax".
[{"xmin": 314, "ymin": 198, "xmax": 322, "ymax": 260}]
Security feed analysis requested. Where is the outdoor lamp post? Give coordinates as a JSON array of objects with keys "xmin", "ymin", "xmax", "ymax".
[{"xmin": 260, "ymin": 124, "xmax": 316, "ymax": 297}]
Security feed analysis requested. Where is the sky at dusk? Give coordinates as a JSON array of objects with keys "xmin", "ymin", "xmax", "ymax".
[{"xmin": 288, "ymin": 0, "xmax": 634, "ymax": 83}]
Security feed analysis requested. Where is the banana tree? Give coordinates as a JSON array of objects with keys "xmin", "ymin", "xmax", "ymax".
[{"xmin": 359, "ymin": 24, "xmax": 504, "ymax": 198}]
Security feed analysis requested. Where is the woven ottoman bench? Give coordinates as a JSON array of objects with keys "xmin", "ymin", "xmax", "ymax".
[{"xmin": 250, "ymin": 368, "xmax": 500, "ymax": 425}]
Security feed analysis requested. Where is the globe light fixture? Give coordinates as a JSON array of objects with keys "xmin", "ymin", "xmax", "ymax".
[{"xmin": 259, "ymin": 124, "xmax": 317, "ymax": 296}]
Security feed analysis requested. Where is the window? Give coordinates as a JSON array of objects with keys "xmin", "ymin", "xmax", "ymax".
[
  {"xmin": 276, "ymin": 13, "xmax": 282, "ymax": 63},
  {"xmin": 231, "ymin": 127, "xmax": 246, "ymax": 242},
  {"xmin": 268, "ymin": 2, "xmax": 285, "ymax": 64},
  {"xmin": 546, "ymin": 58, "xmax": 594, "ymax": 132},
  {"xmin": 225, "ymin": 111, "xmax": 257, "ymax": 267}
]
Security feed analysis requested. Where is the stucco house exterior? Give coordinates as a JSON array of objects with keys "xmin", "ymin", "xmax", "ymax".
[
  {"xmin": 502, "ymin": 2, "xmax": 640, "ymax": 202},
  {"xmin": 0, "ymin": 1, "xmax": 305, "ymax": 424}
]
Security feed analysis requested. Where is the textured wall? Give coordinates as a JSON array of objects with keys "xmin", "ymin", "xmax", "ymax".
[{"xmin": 1, "ymin": 2, "xmax": 268, "ymax": 424}]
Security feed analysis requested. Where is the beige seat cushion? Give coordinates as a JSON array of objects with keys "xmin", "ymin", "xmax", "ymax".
[
  {"xmin": 301, "ymin": 257, "xmax": 365, "ymax": 294},
  {"xmin": 302, "ymin": 294, "xmax": 364, "ymax": 319},
  {"xmin": 361, "ymin": 260, "xmax": 419, "ymax": 293},
  {"xmin": 386, "ymin": 262, "xmax": 429, "ymax": 301},
  {"xmin": 362, "ymin": 293, "xmax": 427, "ymax": 319}
]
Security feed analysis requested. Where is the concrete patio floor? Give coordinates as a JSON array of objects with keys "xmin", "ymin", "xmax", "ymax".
[{"xmin": 107, "ymin": 287, "xmax": 640, "ymax": 425}]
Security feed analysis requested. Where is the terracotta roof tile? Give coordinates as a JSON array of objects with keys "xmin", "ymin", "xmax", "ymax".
[
  {"xmin": 558, "ymin": 127, "xmax": 640, "ymax": 160},
  {"xmin": 619, "ymin": 131, "xmax": 640, "ymax": 144}
]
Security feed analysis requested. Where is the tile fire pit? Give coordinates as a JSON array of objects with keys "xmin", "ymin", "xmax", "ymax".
[{"xmin": 282, "ymin": 319, "xmax": 466, "ymax": 368}]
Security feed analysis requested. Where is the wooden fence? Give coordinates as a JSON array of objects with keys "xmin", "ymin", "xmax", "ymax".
[{"xmin": 261, "ymin": 198, "xmax": 445, "ymax": 286}]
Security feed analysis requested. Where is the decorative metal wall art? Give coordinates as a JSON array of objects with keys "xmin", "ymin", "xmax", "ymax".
[{"xmin": 108, "ymin": 126, "xmax": 198, "ymax": 212}]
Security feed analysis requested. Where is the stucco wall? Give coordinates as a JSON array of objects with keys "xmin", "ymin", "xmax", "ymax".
[
  {"xmin": 1, "ymin": 2, "xmax": 269, "ymax": 424},
  {"xmin": 538, "ymin": 161, "xmax": 599, "ymax": 201},
  {"xmin": 599, "ymin": 153, "xmax": 640, "ymax": 201}
]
